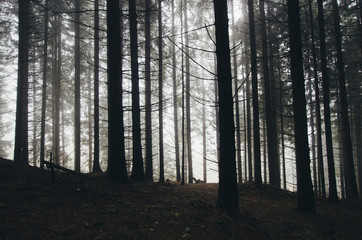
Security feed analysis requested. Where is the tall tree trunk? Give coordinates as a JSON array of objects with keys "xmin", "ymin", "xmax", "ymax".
[
  {"xmin": 307, "ymin": 0, "xmax": 324, "ymax": 198},
  {"xmin": 172, "ymin": 0, "xmax": 181, "ymax": 182},
  {"xmin": 87, "ymin": 69, "xmax": 92, "ymax": 172},
  {"xmin": 337, "ymin": 90, "xmax": 346, "ymax": 199},
  {"xmin": 241, "ymin": 0, "xmax": 251, "ymax": 183},
  {"xmin": 14, "ymin": 0, "xmax": 30, "ymax": 165},
  {"xmin": 267, "ymin": 4, "xmax": 280, "ymax": 185},
  {"xmin": 31, "ymin": 45, "xmax": 36, "ymax": 166},
  {"xmin": 262, "ymin": 113, "xmax": 267, "ymax": 183},
  {"xmin": 107, "ymin": 0, "xmax": 128, "ymax": 183},
  {"xmin": 213, "ymin": 0, "xmax": 239, "ymax": 213},
  {"xmin": 308, "ymin": 77, "xmax": 318, "ymax": 195},
  {"xmin": 181, "ymin": 0, "xmax": 185, "ymax": 186},
  {"xmin": 40, "ymin": 0, "xmax": 49, "ymax": 169},
  {"xmin": 202, "ymin": 80, "xmax": 207, "ymax": 183},
  {"xmin": 93, "ymin": 0, "xmax": 101, "ymax": 173},
  {"xmin": 214, "ymin": 56, "xmax": 220, "ymax": 171},
  {"xmin": 231, "ymin": 0, "xmax": 242, "ymax": 184},
  {"xmin": 52, "ymin": 15, "xmax": 61, "ymax": 166},
  {"xmin": 316, "ymin": 0, "xmax": 338, "ymax": 202},
  {"xmin": 260, "ymin": 0, "xmax": 280, "ymax": 187},
  {"xmin": 331, "ymin": 0, "xmax": 359, "ymax": 199},
  {"xmin": 184, "ymin": 0, "xmax": 193, "ymax": 184},
  {"xmin": 129, "ymin": 0, "xmax": 145, "ymax": 181},
  {"xmin": 243, "ymin": 84, "xmax": 247, "ymax": 182},
  {"xmin": 144, "ymin": 0, "xmax": 153, "ymax": 181},
  {"xmin": 74, "ymin": 0, "xmax": 81, "ymax": 172},
  {"xmin": 248, "ymin": 0, "xmax": 262, "ymax": 188},
  {"xmin": 158, "ymin": 0, "xmax": 164, "ymax": 183},
  {"xmin": 287, "ymin": 0, "xmax": 315, "ymax": 213},
  {"xmin": 245, "ymin": 43, "xmax": 252, "ymax": 182},
  {"xmin": 307, "ymin": 0, "xmax": 326, "ymax": 199},
  {"xmin": 275, "ymin": 46, "xmax": 287, "ymax": 189},
  {"xmin": 277, "ymin": 53, "xmax": 287, "ymax": 190}
]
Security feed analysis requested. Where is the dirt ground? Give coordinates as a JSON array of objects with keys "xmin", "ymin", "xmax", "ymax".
[{"xmin": 0, "ymin": 157, "xmax": 361, "ymax": 240}]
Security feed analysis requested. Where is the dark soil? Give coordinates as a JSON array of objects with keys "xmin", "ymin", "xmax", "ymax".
[{"xmin": 0, "ymin": 157, "xmax": 361, "ymax": 240}]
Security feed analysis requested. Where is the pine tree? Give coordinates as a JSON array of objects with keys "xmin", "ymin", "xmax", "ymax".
[
  {"xmin": 129, "ymin": 0, "xmax": 145, "ymax": 181},
  {"xmin": 287, "ymin": 0, "xmax": 315, "ymax": 213},
  {"xmin": 107, "ymin": 0, "xmax": 128, "ymax": 183},
  {"xmin": 14, "ymin": 0, "xmax": 30, "ymax": 165},
  {"xmin": 213, "ymin": 0, "xmax": 239, "ymax": 213}
]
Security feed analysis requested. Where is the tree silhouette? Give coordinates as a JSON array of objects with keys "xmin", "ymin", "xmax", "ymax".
[
  {"xmin": 213, "ymin": 0, "xmax": 239, "ymax": 213},
  {"xmin": 287, "ymin": 0, "xmax": 315, "ymax": 213}
]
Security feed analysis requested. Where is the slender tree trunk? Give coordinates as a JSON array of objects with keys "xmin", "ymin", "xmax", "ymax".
[
  {"xmin": 51, "ymin": 24, "xmax": 57, "ymax": 165},
  {"xmin": 243, "ymin": 84, "xmax": 247, "ymax": 182},
  {"xmin": 276, "ymin": 47, "xmax": 287, "ymax": 189},
  {"xmin": 337, "ymin": 90, "xmax": 346, "ymax": 199},
  {"xmin": 145, "ymin": 0, "xmax": 153, "ymax": 181},
  {"xmin": 241, "ymin": 0, "xmax": 248, "ymax": 183},
  {"xmin": 287, "ymin": 0, "xmax": 315, "ymax": 213},
  {"xmin": 52, "ymin": 15, "xmax": 61, "ymax": 166},
  {"xmin": 14, "ymin": 0, "xmax": 30, "ymax": 165},
  {"xmin": 278, "ymin": 56, "xmax": 287, "ymax": 190},
  {"xmin": 317, "ymin": 0, "xmax": 338, "ymax": 202},
  {"xmin": 74, "ymin": 0, "xmax": 81, "ymax": 172},
  {"xmin": 202, "ymin": 80, "xmax": 207, "ymax": 183},
  {"xmin": 308, "ymin": 77, "xmax": 318, "ymax": 195},
  {"xmin": 172, "ymin": 0, "xmax": 181, "ymax": 182},
  {"xmin": 181, "ymin": 0, "xmax": 185, "ymax": 186},
  {"xmin": 331, "ymin": 0, "xmax": 359, "ymax": 199},
  {"xmin": 93, "ymin": 0, "xmax": 101, "ymax": 173},
  {"xmin": 307, "ymin": 0, "xmax": 323, "ymax": 197},
  {"xmin": 107, "ymin": 0, "xmax": 128, "ymax": 183},
  {"xmin": 158, "ymin": 0, "xmax": 165, "ymax": 183},
  {"xmin": 40, "ymin": 0, "xmax": 49, "ymax": 169},
  {"xmin": 214, "ymin": 0, "xmax": 239, "ymax": 213},
  {"xmin": 31, "ymin": 45, "xmax": 36, "ymax": 166},
  {"xmin": 248, "ymin": 0, "xmax": 262, "ymax": 188},
  {"xmin": 87, "ymin": 69, "xmax": 92, "ymax": 172},
  {"xmin": 307, "ymin": 0, "xmax": 326, "ymax": 199},
  {"xmin": 231, "ymin": 0, "xmax": 242, "ymax": 184},
  {"xmin": 129, "ymin": 0, "xmax": 145, "ymax": 181},
  {"xmin": 184, "ymin": 0, "xmax": 193, "ymax": 184},
  {"xmin": 260, "ymin": 0, "xmax": 280, "ymax": 187},
  {"xmin": 262, "ymin": 113, "xmax": 267, "ymax": 183},
  {"xmin": 245, "ymin": 42, "xmax": 252, "ymax": 182}
]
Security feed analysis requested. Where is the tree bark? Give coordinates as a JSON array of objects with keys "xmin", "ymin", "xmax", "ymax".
[
  {"xmin": 248, "ymin": 0, "xmax": 262, "ymax": 188},
  {"xmin": 40, "ymin": 0, "xmax": 49, "ymax": 169},
  {"xmin": 144, "ymin": 0, "xmax": 153, "ymax": 181},
  {"xmin": 331, "ymin": 0, "xmax": 359, "ymax": 199},
  {"xmin": 129, "ymin": 0, "xmax": 145, "ymax": 181},
  {"xmin": 158, "ymin": 0, "xmax": 164, "ymax": 183},
  {"xmin": 74, "ymin": 0, "xmax": 81, "ymax": 172},
  {"xmin": 93, "ymin": 0, "xmax": 101, "ymax": 173},
  {"xmin": 231, "ymin": 0, "xmax": 242, "ymax": 184},
  {"xmin": 287, "ymin": 0, "xmax": 315, "ymax": 213},
  {"xmin": 14, "ymin": 0, "xmax": 30, "ymax": 165},
  {"xmin": 260, "ymin": 0, "xmax": 280, "ymax": 187},
  {"xmin": 184, "ymin": 0, "xmax": 193, "ymax": 184},
  {"xmin": 171, "ymin": 0, "xmax": 181, "ymax": 182},
  {"xmin": 106, "ymin": 0, "xmax": 128, "ymax": 183},
  {"xmin": 317, "ymin": 0, "xmax": 338, "ymax": 202},
  {"xmin": 213, "ymin": 0, "xmax": 239, "ymax": 213},
  {"xmin": 307, "ymin": 0, "xmax": 325, "ymax": 198}
]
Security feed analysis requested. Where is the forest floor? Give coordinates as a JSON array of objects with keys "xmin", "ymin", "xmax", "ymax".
[{"xmin": 0, "ymin": 158, "xmax": 362, "ymax": 240}]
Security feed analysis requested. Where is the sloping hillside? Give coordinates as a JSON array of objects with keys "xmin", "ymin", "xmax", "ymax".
[{"xmin": 0, "ymin": 157, "xmax": 361, "ymax": 239}]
